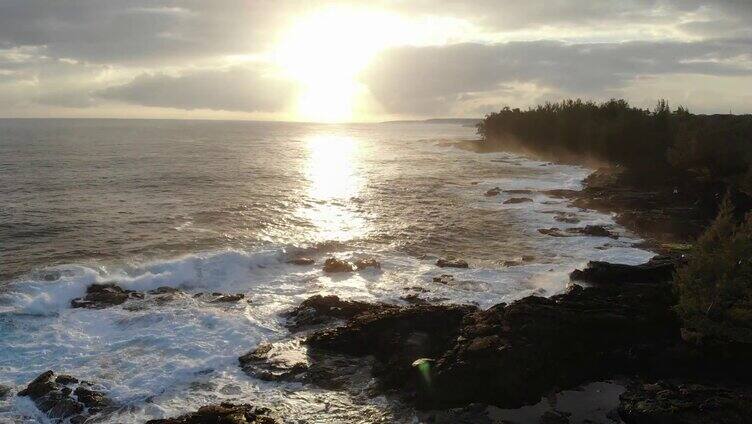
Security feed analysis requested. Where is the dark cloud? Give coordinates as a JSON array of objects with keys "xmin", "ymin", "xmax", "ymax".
[
  {"xmin": 99, "ymin": 65, "xmax": 299, "ymax": 112},
  {"xmin": 361, "ymin": 39, "xmax": 752, "ymax": 114}
]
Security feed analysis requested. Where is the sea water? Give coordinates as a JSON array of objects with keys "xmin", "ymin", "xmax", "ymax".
[{"xmin": 0, "ymin": 119, "xmax": 652, "ymax": 422}]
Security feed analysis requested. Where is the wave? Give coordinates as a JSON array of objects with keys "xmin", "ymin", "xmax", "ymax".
[{"xmin": 0, "ymin": 248, "xmax": 309, "ymax": 316}]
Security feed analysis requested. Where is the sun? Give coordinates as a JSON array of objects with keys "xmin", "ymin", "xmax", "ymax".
[{"xmin": 275, "ymin": 8, "xmax": 400, "ymax": 123}]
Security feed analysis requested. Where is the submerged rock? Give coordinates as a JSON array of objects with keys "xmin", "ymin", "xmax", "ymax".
[
  {"xmin": 504, "ymin": 197, "xmax": 533, "ymax": 204},
  {"xmin": 504, "ymin": 189, "xmax": 533, "ymax": 195},
  {"xmin": 287, "ymin": 257, "xmax": 315, "ymax": 266},
  {"xmin": 554, "ymin": 213, "xmax": 580, "ymax": 224},
  {"xmin": 484, "ymin": 187, "xmax": 501, "ymax": 197},
  {"xmin": 538, "ymin": 227, "xmax": 571, "ymax": 237},
  {"xmin": 210, "ymin": 293, "xmax": 246, "ymax": 303},
  {"xmin": 70, "ymin": 283, "xmax": 143, "ymax": 309},
  {"xmin": 436, "ymin": 258, "xmax": 469, "ymax": 268},
  {"xmin": 148, "ymin": 286, "xmax": 180, "ymax": 295},
  {"xmin": 618, "ymin": 381, "xmax": 752, "ymax": 424},
  {"xmin": 18, "ymin": 370, "xmax": 115, "ymax": 423},
  {"xmin": 432, "ymin": 274, "xmax": 455, "ymax": 284},
  {"xmin": 145, "ymin": 402, "xmax": 279, "ymax": 424}
]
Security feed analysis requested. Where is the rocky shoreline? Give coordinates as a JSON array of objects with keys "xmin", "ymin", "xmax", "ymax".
[{"xmin": 13, "ymin": 165, "xmax": 752, "ymax": 423}]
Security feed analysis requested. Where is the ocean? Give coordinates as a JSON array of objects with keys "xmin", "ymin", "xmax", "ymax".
[{"xmin": 0, "ymin": 119, "xmax": 652, "ymax": 422}]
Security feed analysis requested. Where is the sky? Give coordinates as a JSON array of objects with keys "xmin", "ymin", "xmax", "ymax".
[{"xmin": 1, "ymin": 0, "xmax": 751, "ymax": 122}]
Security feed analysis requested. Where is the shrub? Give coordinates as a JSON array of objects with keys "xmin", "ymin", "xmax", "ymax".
[{"xmin": 674, "ymin": 196, "xmax": 752, "ymax": 343}]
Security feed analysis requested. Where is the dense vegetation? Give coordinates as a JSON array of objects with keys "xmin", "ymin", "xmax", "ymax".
[
  {"xmin": 478, "ymin": 99, "xmax": 752, "ymax": 185},
  {"xmin": 479, "ymin": 99, "xmax": 752, "ymax": 342},
  {"xmin": 675, "ymin": 198, "xmax": 752, "ymax": 343}
]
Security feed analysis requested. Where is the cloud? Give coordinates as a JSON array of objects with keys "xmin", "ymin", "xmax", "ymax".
[
  {"xmin": 0, "ymin": 1, "xmax": 751, "ymax": 117},
  {"xmin": 361, "ymin": 39, "xmax": 752, "ymax": 114},
  {"xmin": 99, "ymin": 65, "xmax": 300, "ymax": 113},
  {"xmin": 0, "ymin": 0, "xmax": 293, "ymax": 64}
]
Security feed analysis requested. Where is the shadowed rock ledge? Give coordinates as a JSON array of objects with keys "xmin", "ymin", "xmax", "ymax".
[{"xmin": 145, "ymin": 402, "xmax": 280, "ymax": 424}]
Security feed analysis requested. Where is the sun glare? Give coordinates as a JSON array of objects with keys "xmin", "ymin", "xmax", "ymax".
[
  {"xmin": 298, "ymin": 134, "xmax": 367, "ymax": 242},
  {"xmin": 275, "ymin": 8, "xmax": 399, "ymax": 122}
]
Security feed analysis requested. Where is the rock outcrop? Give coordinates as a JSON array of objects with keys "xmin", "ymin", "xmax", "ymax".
[
  {"xmin": 418, "ymin": 278, "xmax": 677, "ymax": 408},
  {"xmin": 504, "ymin": 197, "xmax": 533, "ymax": 204},
  {"xmin": 618, "ymin": 381, "xmax": 752, "ymax": 424},
  {"xmin": 306, "ymin": 304, "xmax": 477, "ymax": 393},
  {"xmin": 283, "ymin": 294, "xmax": 392, "ymax": 331},
  {"xmin": 18, "ymin": 371, "xmax": 115, "ymax": 423},
  {"xmin": 570, "ymin": 255, "xmax": 680, "ymax": 285},
  {"xmin": 145, "ymin": 402, "xmax": 279, "ymax": 424},
  {"xmin": 435, "ymin": 258, "xmax": 468, "ymax": 268},
  {"xmin": 70, "ymin": 283, "xmax": 143, "ymax": 309},
  {"xmin": 322, "ymin": 257, "xmax": 381, "ymax": 273},
  {"xmin": 295, "ymin": 257, "xmax": 679, "ymax": 409},
  {"xmin": 484, "ymin": 187, "xmax": 501, "ymax": 197},
  {"xmin": 287, "ymin": 257, "xmax": 315, "ymax": 266}
]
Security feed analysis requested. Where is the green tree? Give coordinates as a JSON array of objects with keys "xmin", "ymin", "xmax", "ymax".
[{"xmin": 675, "ymin": 196, "xmax": 752, "ymax": 343}]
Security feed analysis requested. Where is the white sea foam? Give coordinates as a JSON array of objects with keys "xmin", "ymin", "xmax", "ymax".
[{"xmin": 0, "ymin": 134, "xmax": 657, "ymax": 422}]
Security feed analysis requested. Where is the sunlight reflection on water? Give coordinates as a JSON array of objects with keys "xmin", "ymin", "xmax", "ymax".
[{"xmin": 300, "ymin": 134, "xmax": 369, "ymax": 242}]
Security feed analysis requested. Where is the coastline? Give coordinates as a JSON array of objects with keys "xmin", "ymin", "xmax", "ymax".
[{"xmin": 12, "ymin": 141, "xmax": 747, "ymax": 423}]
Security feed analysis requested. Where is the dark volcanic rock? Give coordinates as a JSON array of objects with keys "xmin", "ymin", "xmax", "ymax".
[
  {"xmin": 539, "ymin": 225, "xmax": 619, "ymax": 239},
  {"xmin": 239, "ymin": 342, "xmax": 309, "ymax": 383},
  {"xmin": 0, "ymin": 384, "xmax": 11, "ymax": 399},
  {"xmin": 148, "ymin": 286, "xmax": 180, "ymax": 295},
  {"xmin": 618, "ymin": 381, "xmax": 752, "ymax": 424},
  {"xmin": 145, "ymin": 402, "xmax": 279, "ymax": 424},
  {"xmin": 287, "ymin": 257, "xmax": 315, "ymax": 266},
  {"xmin": 484, "ymin": 187, "xmax": 501, "ymax": 197},
  {"xmin": 504, "ymin": 197, "xmax": 533, "ymax": 204},
  {"xmin": 567, "ymin": 225, "xmax": 619, "ymax": 239},
  {"xmin": 239, "ymin": 340, "xmax": 374, "ymax": 391},
  {"xmin": 418, "ymin": 278, "xmax": 678, "ymax": 409},
  {"xmin": 436, "ymin": 258, "xmax": 468, "ymax": 268},
  {"xmin": 538, "ymin": 227, "xmax": 571, "ymax": 237},
  {"xmin": 504, "ymin": 189, "xmax": 533, "ymax": 195},
  {"xmin": 352, "ymin": 258, "xmax": 381, "ymax": 270},
  {"xmin": 284, "ymin": 294, "xmax": 391, "ymax": 331},
  {"xmin": 571, "ymin": 167, "xmax": 719, "ymax": 248},
  {"xmin": 401, "ymin": 294, "xmax": 430, "ymax": 305},
  {"xmin": 307, "ymin": 304, "xmax": 477, "ymax": 392},
  {"xmin": 71, "ymin": 283, "xmax": 143, "ymax": 309},
  {"xmin": 18, "ymin": 370, "xmax": 115, "ymax": 423},
  {"xmin": 543, "ymin": 189, "xmax": 580, "ymax": 198},
  {"xmin": 432, "ymin": 274, "xmax": 455, "ymax": 284},
  {"xmin": 322, "ymin": 257, "xmax": 355, "ymax": 273},
  {"xmin": 554, "ymin": 213, "xmax": 580, "ymax": 224},
  {"xmin": 540, "ymin": 410, "xmax": 571, "ymax": 424},
  {"xmin": 210, "ymin": 293, "xmax": 246, "ymax": 303},
  {"xmin": 570, "ymin": 255, "xmax": 679, "ymax": 285}
]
